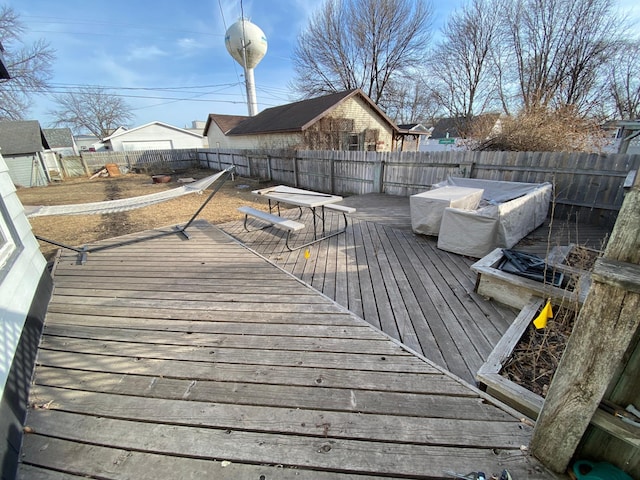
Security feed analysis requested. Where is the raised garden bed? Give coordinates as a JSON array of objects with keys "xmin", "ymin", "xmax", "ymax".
[
  {"xmin": 475, "ymin": 248, "xmax": 640, "ymax": 453},
  {"xmin": 475, "ymin": 244, "xmax": 597, "ymax": 415},
  {"xmin": 471, "ymin": 245, "xmax": 594, "ymax": 310}
]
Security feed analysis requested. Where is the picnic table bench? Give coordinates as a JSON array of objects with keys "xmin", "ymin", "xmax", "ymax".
[{"xmin": 238, "ymin": 186, "xmax": 356, "ymax": 251}]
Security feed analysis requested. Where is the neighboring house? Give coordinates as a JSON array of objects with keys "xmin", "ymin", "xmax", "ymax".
[
  {"xmin": 0, "ymin": 43, "xmax": 53, "ymax": 480},
  {"xmin": 0, "ymin": 41, "xmax": 9, "ymax": 79},
  {"xmin": 43, "ymin": 127, "xmax": 79, "ymax": 157},
  {"xmin": 0, "ymin": 120, "xmax": 56, "ymax": 187},
  {"xmin": 102, "ymin": 121, "xmax": 205, "ymax": 151},
  {"xmin": 107, "ymin": 126, "xmax": 128, "ymax": 137},
  {"xmin": 204, "ymin": 89, "xmax": 402, "ymax": 152},
  {"xmin": 397, "ymin": 123, "xmax": 431, "ymax": 152},
  {"xmin": 186, "ymin": 120, "xmax": 209, "ymax": 147},
  {"xmin": 74, "ymin": 133, "xmax": 104, "ymax": 152},
  {"xmin": 421, "ymin": 114, "xmax": 501, "ymax": 152},
  {"xmin": 601, "ymin": 120, "xmax": 640, "ymax": 154}
]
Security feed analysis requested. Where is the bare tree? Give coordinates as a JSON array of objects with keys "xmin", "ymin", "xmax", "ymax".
[
  {"xmin": 383, "ymin": 76, "xmax": 439, "ymax": 124},
  {"xmin": 427, "ymin": 0, "xmax": 502, "ymax": 118},
  {"xmin": 49, "ymin": 86, "xmax": 134, "ymax": 138},
  {"xmin": 606, "ymin": 39, "xmax": 640, "ymax": 120},
  {"xmin": 472, "ymin": 106, "xmax": 606, "ymax": 152},
  {"xmin": 0, "ymin": 5, "xmax": 55, "ymax": 120},
  {"xmin": 291, "ymin": 0, "xmax": 433, "ymax": 105},
  {"xmin": 503, "ymin": 0, "xmax": 622, "ymax": 114}
]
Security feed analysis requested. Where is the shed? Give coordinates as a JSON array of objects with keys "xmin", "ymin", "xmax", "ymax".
[
  {"xmin": 102, "ymin": 121, "xmax": 205, "ymax": 152},
  {"xmin": 0, "ymin": 120, "xmax": 51, "ymax": 187},
  {"xmin": 42, "ymin": 128, "xmax": 79, "ymax": 157}
]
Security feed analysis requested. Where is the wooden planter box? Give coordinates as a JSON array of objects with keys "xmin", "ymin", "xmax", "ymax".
[
  {"xmin": 471, "ymin": 246, "xmax": 591, "ymax": 310},
  {"xmin": 477, "ymin": 298, "xmax": 639, "ymax": 451},
  {"xmin": 476, "ymin": 298, "xmax": 545, "ymax": 419}
]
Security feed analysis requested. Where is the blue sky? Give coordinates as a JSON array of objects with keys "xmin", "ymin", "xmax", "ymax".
[{"xmin": 6, "ymin": 0, "xmax": 640, "ymax": 132}]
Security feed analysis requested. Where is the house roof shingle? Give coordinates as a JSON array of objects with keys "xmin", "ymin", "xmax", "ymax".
[
  {"xmin": 205, "ymin": 89, "xmax": 399, "ymax": 138},
  {"xmin": 102, "ymin": 121, "xmax": 202, "ymax": 141},
  {"xmin": 43, "ymin": 128, "xmax": 75, "ymax": 148},
  {"xmin": 0, "ymin": 120, "xmax": 49, "ymax": 155},
  {"xmin": 228, "ymin": 90, "xmax": 359, "ymax": 135},
  {"xmin": 204, "ymin": 114, "xmax": 250, "ymax": 136}
]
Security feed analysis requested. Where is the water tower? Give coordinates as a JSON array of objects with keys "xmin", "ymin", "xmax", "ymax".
[{"xmin": 225, "ymin": 18, "xmax": 267, "ymax": 116}]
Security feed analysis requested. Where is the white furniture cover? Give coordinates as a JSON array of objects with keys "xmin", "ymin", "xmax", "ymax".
[
  {"xmin": 433, "ymin": 177, "xmax": 553, "ymax": 258},
  {"xmin": 410, "ymin": 186, "xmax": 484, "ymax": 235}
]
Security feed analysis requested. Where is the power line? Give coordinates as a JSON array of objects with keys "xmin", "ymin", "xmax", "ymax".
[
  {"xmin": 47, "ymin": 82, "xmax": 243, "ymax": 96},
  {"xmin": 218, "ymin": 0, "xmax": 247, "ymax": 106},
  {"xmin": 23, "ymin": 16, "xmax": 224, "ymax": 38},
  {"xmin": 28, "ymin": 88, "xmax": 246, "ymax": 103}
]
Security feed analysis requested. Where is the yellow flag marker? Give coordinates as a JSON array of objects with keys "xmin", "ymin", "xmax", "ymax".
[
  {"xmin": 533, "ymin": 300, "xmax": 553, "ymax": 329},
  {"xmin": 304, "ymin": 249, "xmax": 310, "ymax": 259}
]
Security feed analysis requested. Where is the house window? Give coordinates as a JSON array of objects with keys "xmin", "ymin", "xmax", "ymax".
[
  {"xmin": 0, "ymin": 198, "xmax": 22, "ymax": 281},
  {"xmin": 348, "ymin": 134, "xmax": 359, "ymax": 151},
  {"xmin": 0, "ymin": 225, "xmax": 9, "ymax": 264}
]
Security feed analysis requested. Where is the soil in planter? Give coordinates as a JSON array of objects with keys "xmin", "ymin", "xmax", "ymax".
[
  {"xmin": 500, "ymin": 246, "xmax": 598, "ymax": 397},
  {"xmin": 564, "ymin": 245, "xmax": 600, "ymax": 271},
  {"xmin": 501, "ymin": 306, "xmax": 576, "ymax": 397}
]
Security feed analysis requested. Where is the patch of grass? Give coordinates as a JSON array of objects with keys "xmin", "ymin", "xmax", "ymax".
[{"xmin": 18, "ymin": 169, "xmax": 273, "ymax": 260}]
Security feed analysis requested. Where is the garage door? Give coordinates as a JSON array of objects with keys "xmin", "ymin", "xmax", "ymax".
[{"xmin": 122, "ymin": 140, "xmax": 173, "ymax": 151}]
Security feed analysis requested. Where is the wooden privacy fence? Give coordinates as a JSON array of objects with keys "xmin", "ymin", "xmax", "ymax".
[
  {"xmin": 82, "ymin": 149, "xmax": 200, "ymax": 173},
  {"xmin": 198, "ymin": 148, "xmax": 640, "ymax": 227},
  {"xmin": 77, "ymin": 147, "xmax": 639, "ymax": 227}
]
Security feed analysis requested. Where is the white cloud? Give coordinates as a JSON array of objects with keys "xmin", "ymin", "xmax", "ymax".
[
  {"xmin": 178, "ymin": 37, "xmax": 205, "ymax": 51},
  {"xmin": 97, "ymin": 55, "xmax": 143, "ymax": 85},
  {"xmin": 126, "ymin": 45, "xmax": 168, "ymax": 61}
]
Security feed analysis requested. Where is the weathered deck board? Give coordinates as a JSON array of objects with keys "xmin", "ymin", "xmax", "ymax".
[
  {"xmin": 220, "ymin": 194, "xmax": 610, "ymax": 385},
  {"xmin": 220, "ymin": 206, "xmax": 516, "ymax": 383},
  {"xmin": 20, "ymin": 221, "xmax": 556, "ymax": 479},
  {"xmin": 31, "ymin": 385, "xmax": 530, "ymax": 447},
  {"xmin": 26, "ymin": 409, "xmax": 533, "ymax": 479}
]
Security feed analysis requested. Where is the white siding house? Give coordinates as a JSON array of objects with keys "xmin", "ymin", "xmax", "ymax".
[
  {"xmin": 0, "ymin": 46, "xmax": 53, "ymax": 478},
  {"xmin": 0, "ymin": 149, "xmax": 52, "ymax": 479},
  {"xmin": 102, "ymin": 121, "xmax": 205, "ymax": 152}
]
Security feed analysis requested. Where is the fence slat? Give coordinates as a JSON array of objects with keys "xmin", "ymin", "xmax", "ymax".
[{"xmin": 83, "ymin": 147, "xmax": 640, "ymax": 227}]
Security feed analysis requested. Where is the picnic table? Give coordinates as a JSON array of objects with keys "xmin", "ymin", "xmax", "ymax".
[{"xmin": 239, "ymin": 185, "xmax": 355, "ymax": 250}]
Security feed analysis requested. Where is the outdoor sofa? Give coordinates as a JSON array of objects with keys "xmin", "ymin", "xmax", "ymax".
[{"xmin": 427, "ymin": 177, "xmax": 552, "ymax": 258}]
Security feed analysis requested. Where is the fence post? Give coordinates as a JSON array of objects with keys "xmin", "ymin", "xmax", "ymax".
[
  {"xmin": 267, "ymin": 155, "xmax": 272, "ymax": 181},
  {"xmin": 372, "ymin": 152, "xmax": 384, "ymax": 193},
  {"xmin": 293, "ymin": 156, "xmax": 299, "ymax": 187},
  {"xmin": 330, "ymin": 156, "xmax": 335, "ymax": 193},
  {"xmin": 530, "ymin": 172, "xmax": 640, "ymax": 472},
  {"xmin": 80, "ymin": 154, "xmax": 91, "ymax": 176}
]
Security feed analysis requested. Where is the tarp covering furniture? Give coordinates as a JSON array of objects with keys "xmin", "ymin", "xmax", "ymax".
[
  {"xmin": 432, "ymin": 177, "xmax": 552, "ymax": 258},
  {"xmin": 410, "ymin": 186, "xmax": 484, "ymax": 235}
]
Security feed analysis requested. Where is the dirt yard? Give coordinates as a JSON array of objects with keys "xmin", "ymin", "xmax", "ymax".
[{"xmin": 16, "ymin": 168, "xmax": 273, "ymax": 260}]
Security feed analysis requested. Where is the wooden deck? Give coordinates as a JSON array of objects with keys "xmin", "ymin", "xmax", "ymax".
[
  {"xmin": 220, "ymin": 193, "xmax": 611, "ymax": 384},
  {"xmin": 19, "ymin": 221, "xmax": 558, "ymax": 479}
]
